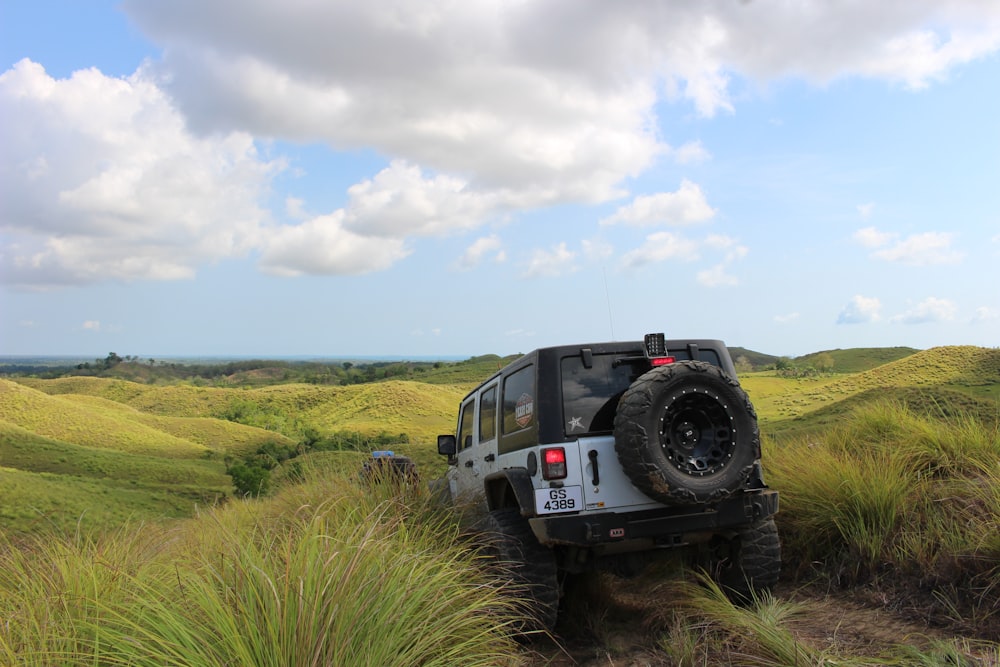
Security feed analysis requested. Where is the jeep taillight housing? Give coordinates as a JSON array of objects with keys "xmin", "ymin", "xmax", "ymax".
[
  {"xmin": 651, "ymin": 356, "xmax": 675, "ymax": 366},
  {"xmin": 541, "ymin": 447, "xmax": 567, "ymax": 480}
]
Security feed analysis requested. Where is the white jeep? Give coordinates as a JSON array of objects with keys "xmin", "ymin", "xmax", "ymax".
[{"xmin": 437, "ymin": 334, "xmax": 780, "ymax": 631}]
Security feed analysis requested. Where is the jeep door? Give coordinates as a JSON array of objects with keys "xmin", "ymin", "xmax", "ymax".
[{"xmin": 453, "ymin": 383, "xmax": 500, "ymax": 501}]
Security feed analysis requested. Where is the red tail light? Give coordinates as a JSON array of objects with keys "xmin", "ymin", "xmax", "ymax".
[
  {"xmin": 541, "ymin": 447, "xmax": 567, "ymax": 480},
  {"xmin": 651, "ymin": 356, "xmax": 675, "ymax": 366}
]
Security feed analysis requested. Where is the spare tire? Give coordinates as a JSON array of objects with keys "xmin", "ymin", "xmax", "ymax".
[{"xmin": 613, "ymin": 361, "xmax": 759, "ymax": 505}]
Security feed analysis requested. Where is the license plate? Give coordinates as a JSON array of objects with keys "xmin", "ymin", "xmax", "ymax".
[{"xmin": 534, "ymin": 486, "xmax": 583, "ymax": 515}]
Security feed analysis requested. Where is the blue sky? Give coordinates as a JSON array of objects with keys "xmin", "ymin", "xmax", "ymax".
[{"xmin": 2, "ymin": 1, "xmax": 998, "ymax": 358}]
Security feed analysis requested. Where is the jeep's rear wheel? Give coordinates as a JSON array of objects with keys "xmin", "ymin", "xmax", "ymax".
[
  {"xmin": 476, "ymin": 507, "xmax": 559, "ymax": 637},
  {"xmin": 706, "ymin": 517, "xmax": 782, "ymax": 604},
  {"xmin": 614, "ymin": 361, "xmax": 759, "ymax": 505}
]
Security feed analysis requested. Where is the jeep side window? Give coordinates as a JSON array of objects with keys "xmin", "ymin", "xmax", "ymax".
[
  {"xmin": 479, "ymin": 385, "xmax": 497, "ymax": 443},
  {"xmin": 457, "ymin": 398, "xmax": 475, "ymax": 450},
  {"xmin": 500, "ymin": 364, "xmax": 536, "ymax": 453},
  {"xmin": 561, "ymin": 353, "xmax": 641, "ymax": 435}
]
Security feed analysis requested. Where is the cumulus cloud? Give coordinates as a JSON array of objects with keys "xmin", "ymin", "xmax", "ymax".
[
  {"xmin": 600, "ymin": 180, "xmax": 716, "ymax": 227},
  {"xmin": 875, "ymin": 232, "xmax": 963, "ymax": 265},
  {"xmin": 853, "ymin": 226, "xmax": 963, "ymax": 265},
  {"xmin": 620, "ymin": 230, "xmax": 747, "ymax": 285},
  {"xmin": 857, "ymin": 203, "xmax": 875, "ymax": 219},
  {"xmin": 890, "ymin": 297, "xmax": 958, "ymax": 324},
  {"xmin": 697, "ymin": 263, "xmax": 739, "ymax": 287},
  {"xmin": 258, "ymin": 212, "xmax": 409, "ymax": 277},
  {"xmin": 853, "ymin": 226, "xmax": 895, "ymax": 248},
  {"xmin": 837, "ymin": 295, "xmax": 882, "ymax": 324},
  {"xmin": 972, "ymin": 306, "xmax": 999, "ymax": 323},
  {"xmin": 342, "ymin": 160, "xmax": 503, "ymax": 238},
  {"xmin": 672, "ymin": 141, "xmax": 712, "ymax": 164},
  {"xmin": 621, "ymin": 232, "xmax": 701, "ymax": 269},
  {"xmin": 0, "ymin": 59, "xmax": 278, "ymax": 288},
  {"xmin": 454, "ymin": 235, "xmax": 505, "ymax": 271},
  {"xmin": 522, "ymin": 242, "xmax": 577, "ymax": 278},
  {"xmin": 8, "ymin": 1, "xmax": 1000, "ymax": 288},
  {"xmin": 696, "ymin": 234, "xmax": 747, "ymax": 287}
]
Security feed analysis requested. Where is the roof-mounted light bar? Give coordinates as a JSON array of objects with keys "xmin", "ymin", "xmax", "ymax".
[{"xmin": 644, "ymin": 333, "xmax": 675, "ymax": 366}]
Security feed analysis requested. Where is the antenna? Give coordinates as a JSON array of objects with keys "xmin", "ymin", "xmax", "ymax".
[{"xmin": 602, "ymin": 266, "xmax": 615, "ymax": 341}]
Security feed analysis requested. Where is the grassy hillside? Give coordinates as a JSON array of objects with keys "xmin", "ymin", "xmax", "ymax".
[
  {"xmin": 13, "ymin": 377, "xmax": 468, "ymax": 444},
  {"xmin": 795, "ymin": 346, "xmax": 918, "ymax": 373},
  {"xmin": 742, "ymin": 346, "xmax": 999, "ymax": 435},
  {"xmin": 0, "ymin": 380, "xmax": 211, "ymax": 459},
  {"xmin": 1, "ymin": 375, "xmax": 469, "ymax": 533},
  {"xmin": 3, "ymin": 345, "xmax": 995, "ymax": 536},
  {"xmin": 0, "ymin": 422, "xmax": 228, "ymax": 488}
]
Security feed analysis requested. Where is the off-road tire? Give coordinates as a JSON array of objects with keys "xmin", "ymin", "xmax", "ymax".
[
  {"xmin": 614, "ymin": 361, "xmax": 759, "ymax": 505},
  {"xmin": 709, "ymin": 517, "xmax": 781, "ymax": 604},
  {"xmin": 476, "ymin": 507, "xmax": 560, "ymax": 637}
]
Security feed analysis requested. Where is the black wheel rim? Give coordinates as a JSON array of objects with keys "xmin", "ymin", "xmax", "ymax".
[{"xmin": 658, "ymin": 389, "xmax": 736, "ymax": 476}]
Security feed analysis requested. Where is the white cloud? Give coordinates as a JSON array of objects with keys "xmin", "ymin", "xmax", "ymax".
[
  {"xmin": 454, "ymin": 235, "xmax": 504, "ymax": 271},
  {"xmin": 9, "ymin": 1, "xmax": 1000, "ymax": 289},
  {"xmin": 621, "ymin": 232, "xmax": 700, "ymax": 269},
  {"xmin": 82, "ymin": 320, "xmax": 101, "ymax": 332},
  {"xmin": 522, "ymin": 242, "xmax": 576, "ymax": 278},
  {"xmin": 124, "ymin": 0, "xmax": 1000, "ymax": 210},
  {"xmin": 505, "ymin": 328, "xmax": 536, "ymax": 338},
  {"xmin": 343, "ymin": 161, "xmax": 497, "ymax": 238},
  {"xmin": 853, "ymin": 226, "xmax": 894, "ymax": 248},
  {"xmin": 872, "ymin": 231, "xmax": 963, "ymax": 265},
  {"xmin": 837, "ymin": 295, "xmax": 882, "ymax": 324},
  {"xmin": 672, "ymin": 141, "xmax": 711, "ymax": 164},
  {"xmin": 890, "ymin": 297, "xmax": 958, "ymax": 324},
  {"xmin": 581, "ymin": 239, "xmax": 614, "ymax": 262},
  {"xmin": 854, "ymin": 226, "xmax": 963, "ymax": 265},
  {"xmin": 696, "ymin": 234, "xmax": 747, "ymax": 287},
  {"xmin": 619, "ymin": 231, "xmax": 746, "ymax": 284},
  {"xmin": 600, "ymin": 180, "xmax": 715, "ymax": 227},
  {"xmin": 258, "ymin": 212, "xmax": 410, "ymax": 277},
  {"xmin": 972, "ymin": 306, "xmax": 999, "ymax": 323},
  {"xmin": 0, "ymin": 59, "xmax": 279, "ymax": 288},
  {"xmin": 857, "ymin": 203, "xmax": 875, "ymax": 219},
  {"xmin": 697, "ymin": 264, "xmax": 739, "ymax": 287},
  {"xmin": 774, "ymin": 313, "xmax": 800, "ymax": 324}
]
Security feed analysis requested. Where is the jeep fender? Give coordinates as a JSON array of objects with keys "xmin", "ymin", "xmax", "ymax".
[{"xmin": 483, "ymin": 468, "xmax": 536, "ymax": 515}]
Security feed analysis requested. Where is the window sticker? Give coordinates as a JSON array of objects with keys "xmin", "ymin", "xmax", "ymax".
[
  {"xmin": 567, "ymin": 416, "xmax": 584, "ymax": 431},
  {"xmin": 515, "ymin": 393, "xmax": 534, "ymax": 428}
]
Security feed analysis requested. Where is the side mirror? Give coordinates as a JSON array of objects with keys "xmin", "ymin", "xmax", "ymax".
[{"xmin": 437, "ymin": 434, "xmax": 457, "ymax": 456}]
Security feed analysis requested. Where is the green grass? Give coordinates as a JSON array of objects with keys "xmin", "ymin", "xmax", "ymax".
[
  {"xmin": 743, "ymin": 346, "xmax": 1000, "ymax": 432},
  {"xmin": 0, "ymin": 466, "xmax": 522, "ymax": 666},
  {"xmin": 0, "ymin": 465, "xmax": 224, "ymax": 535},
  {"xmin": 0, "ymin": 380, "xmax": 212, "ymax": 459},
  {"xmin": 764, "ymin": 400, "xmax": 1000, "ymax": 633},
  {"xmin": 2, "ymin": 345, "xmax": 999, "ymax": 661},
  {"xmin": 0, "ymin": 422, "xmax": 229, "ymax": 487},
  {"xmin": 796, "ymin": 346, "xmax": 919, "ymax": 373}
]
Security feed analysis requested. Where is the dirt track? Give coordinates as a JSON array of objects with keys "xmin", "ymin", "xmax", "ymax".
[{"xmin": 520, "ymin": 578, "xmax": 997, "ymax": 666}]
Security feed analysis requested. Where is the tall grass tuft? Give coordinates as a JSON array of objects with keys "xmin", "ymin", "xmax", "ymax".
[
  {"xmin": 765, "ymin": 399, "xmax": 1000, "ymax": 632},
  {"xmin": 653, "ymin": 574, "xmax": 841, "ymax": 666},
  {"xmin": 0, "ymin": 464, "xmax": 520, "ymax": 666}
]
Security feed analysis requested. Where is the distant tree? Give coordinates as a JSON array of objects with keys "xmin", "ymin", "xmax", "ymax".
[
  {"xmin": 229, "ymin": 462, "xmax": 270, "ymax": 497},
  {"xmin": 735, "ymin": 355, "xmax": 753, "ymax": 374},
  {"xmin": 774, "ymin": 357, "xmax": 792, "ymax": 371},
  {"xmin": 102, "ymin": 352, "xmax": 123, "ymax": 369},
  {"xmin": 814, "ymin": 353, "xmax": 835, "ymax": 373}
]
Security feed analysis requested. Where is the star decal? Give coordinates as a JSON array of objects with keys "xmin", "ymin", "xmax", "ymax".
[{"xmin": 567, "ymin": 416, "xmax": 583, "ymax": 431}]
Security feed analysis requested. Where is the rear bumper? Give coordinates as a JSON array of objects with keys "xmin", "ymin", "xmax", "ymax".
[{"xmin": 529, "ymin": 489, "xmax": 778, "ymax": 548}]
